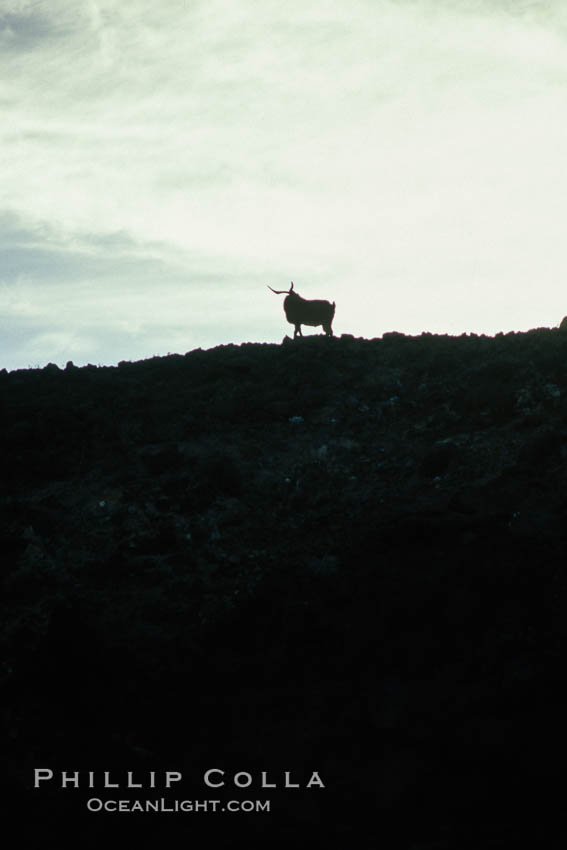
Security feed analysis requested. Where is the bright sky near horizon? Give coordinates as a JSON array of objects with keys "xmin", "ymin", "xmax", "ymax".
[{"xmin": 2, "ymin": 0, "xmax": 567, "ymax": 370}]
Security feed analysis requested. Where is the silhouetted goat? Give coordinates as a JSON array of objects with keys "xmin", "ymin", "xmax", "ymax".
[{"xmin": 267, "ymin": 281, "xmax": 336, "ymax": 339}]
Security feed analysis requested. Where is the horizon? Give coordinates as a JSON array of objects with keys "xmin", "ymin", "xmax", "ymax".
[
  {"xmin": 3, "ymin": 0, "xmax": 567, "ymax": 371},
  {"xmin": 4, "ymin": 323, "xmax": 563, "ymax": 374}
]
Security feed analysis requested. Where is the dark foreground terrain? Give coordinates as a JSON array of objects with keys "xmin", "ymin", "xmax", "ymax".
[{"xmin": 1, "ymin": 330, "xmax": 567, "ymax": 848}]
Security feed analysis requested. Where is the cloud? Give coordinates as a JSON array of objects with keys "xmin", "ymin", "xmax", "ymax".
[
  {"xmin": 2, "ymin": 1, "xmax": 567, "ymax": 368},
  {"xmin": 0, "ymin": 4, "xmax": 67, "ymax": 52},
  {"xmin": 0, "ymin": 210, "xmax": 288, "ymax": 370}
]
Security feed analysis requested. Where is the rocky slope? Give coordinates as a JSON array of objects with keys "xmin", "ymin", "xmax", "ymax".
[{"xmin": 1, "ymin": 330, "xmax": 566, "ymax": 847}]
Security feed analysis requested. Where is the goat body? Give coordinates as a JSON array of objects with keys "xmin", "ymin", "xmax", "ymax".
[{"xmin": 268, "ymin": 282, "xmax": 335, "ymax": 338}]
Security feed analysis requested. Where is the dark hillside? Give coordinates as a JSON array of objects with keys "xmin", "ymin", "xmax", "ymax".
[{"xmin": 2, "ymin": 331, "xmax": 567, "ymax": 847}]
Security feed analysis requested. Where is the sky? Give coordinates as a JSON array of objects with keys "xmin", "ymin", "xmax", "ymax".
[{"xmin": 2, "ymin": 0, "xmax": 567, "ymax": 370}]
